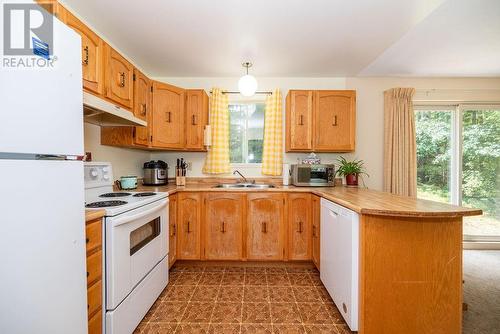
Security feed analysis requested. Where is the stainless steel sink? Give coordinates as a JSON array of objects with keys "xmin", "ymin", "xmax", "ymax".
[{"xmin": 213, "ymin": 183, "xmax": 275, "ymax": 189}]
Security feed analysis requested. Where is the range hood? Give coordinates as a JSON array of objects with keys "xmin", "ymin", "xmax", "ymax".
[{"xmin": 83, "ymin": 92, "xmax": 147, "ymax": 127}]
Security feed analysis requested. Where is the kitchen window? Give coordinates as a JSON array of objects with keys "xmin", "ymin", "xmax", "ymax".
[
  {"xmin": 415, "ymin": 104, "xmax": 500, "ymax": 242},
  {"xmin": 229, "ymin": 103, "xmax": 265, "ymax": 164}
]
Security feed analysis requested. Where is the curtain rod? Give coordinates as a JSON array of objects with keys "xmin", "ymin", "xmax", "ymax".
[{"xmin": 209, "ymin": 90, "xmax": 273, "ymax": 95}]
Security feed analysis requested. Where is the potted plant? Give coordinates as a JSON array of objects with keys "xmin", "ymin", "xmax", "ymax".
[{"xmin": 335, "ymin": 156, "xmax": 368, "ymax": 186}]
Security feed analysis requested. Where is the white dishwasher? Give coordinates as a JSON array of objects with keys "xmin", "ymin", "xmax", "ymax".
[{"xmin": 320, "ymin": 198, "xmax": 359, "ymax": 331}]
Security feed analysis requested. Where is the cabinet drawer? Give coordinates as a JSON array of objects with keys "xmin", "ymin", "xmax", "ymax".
[
  {"xmin": 86, "ymin": 220, "xmax": 102, "ymax": 253},
  {"xmin": 88, "ymin": 308, "xmax": 102, "ymax": 334},
  {"xmin": 86, "ymin": 250, "xmax": 102, "ymax": 285},
  {"xmin": 87, "ymin": 280, "xmax": 102, "ymax": 318}
]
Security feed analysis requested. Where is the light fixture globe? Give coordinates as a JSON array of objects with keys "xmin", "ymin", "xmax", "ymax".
[
  {"xmin": 238, "ymin": 74, "xmax": 258, "ymax": 97},
  {"xmin": 238, "ymin": 62, "xmax": 258, "ymax": 97}
]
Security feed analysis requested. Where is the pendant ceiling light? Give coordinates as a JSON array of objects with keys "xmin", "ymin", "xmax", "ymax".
[{"xmin": 238, "ymin": 62, "xmax": 258, "ymax": 97}]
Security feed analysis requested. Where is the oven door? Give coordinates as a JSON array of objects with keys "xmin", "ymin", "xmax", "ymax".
[{"xmin": 105, "ymin": 198, "xmax": 168, "ymax": 310}]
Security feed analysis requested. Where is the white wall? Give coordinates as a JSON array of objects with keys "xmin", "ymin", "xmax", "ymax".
[
  {"xmin": 84, "ymin": 123, "xmax": 151, "ymax": 178},
  {"xmin": 83, "ymin": 76, "xmax": 500, "ymax": 190},
  {"xmin": 345, "ymin": 77, "xmax": 500, "ymax": 190},
  {"xmin": 150, "ymin": 77, "xmax": 354, "ymax": 179}
]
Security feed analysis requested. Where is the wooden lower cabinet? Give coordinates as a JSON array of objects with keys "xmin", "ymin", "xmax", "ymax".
[
  {"xmin": 85, "ymin": 218, "xmax": 102, "ymax": 334},
  {"xmin": 311, "ymin": 195, "xmax": 321, "ymax": 269},
  {"xmin": 288, "ymin": 193, "xmax": 312, "ymax": 260},
  {"xmin": 168, "ymin": 194, "xmax": 178, "ymax": 268},
  {"xmin": 203, "ymin": 193, "xmax": 245, "ymax": 260},
  {"xmin": 246, "ymin": 193, "xmax": 286, "ymax": 260},
  {"xmin": 177, "ymin": 192, "xmax": 202, "ymax": 259}
]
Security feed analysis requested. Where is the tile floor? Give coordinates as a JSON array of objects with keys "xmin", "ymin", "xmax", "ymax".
[{"xmin": 134, "ymin": 262, "xmax": 354, "ymax": 334}]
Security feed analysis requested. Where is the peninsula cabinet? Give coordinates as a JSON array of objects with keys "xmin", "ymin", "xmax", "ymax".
[
  {"xmin": 168, "ymin": 194, "xmax": 178, "ymax": 268},
  {"xmin": 104, "ymin": 44, "xmax": 134, "ymax": 109},
  {"xmin": 177, "ymin": 192, "xmax": 202, "ymax": 259},
  {"xmin": 185, "ymin": 90, "xmax": 209, "ymax": 151},
  {"xmin": 246, "ymin": 193, "xmax": 286, "ymax": 260},
  {"xmin": 151, "ymin": 82, "xmax": 186, "ymax": 149},
  {"xmin": 288, "ymin": 193, "xmax": 312, "ymax": 260},
  {"xmin": 286, "ymin": 89, "xmax": 356, "ymax": 152},
  {"xmin": 311, "ymin": 195, "xmax": 321, "ymax": 269},
  {"xmin": 203, "ymin": 193, "xmax": 245, "ymax": 260}
]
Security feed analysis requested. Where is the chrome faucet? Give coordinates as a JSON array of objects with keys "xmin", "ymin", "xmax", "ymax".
[{"xmin": 233, "ymin": 170, "xmax": 255, "ymax": 184}]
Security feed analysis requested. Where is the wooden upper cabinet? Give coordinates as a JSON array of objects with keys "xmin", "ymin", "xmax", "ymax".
[
  {"xmin": 60, "ymin": 7, "xmax": 104, "ymax": 95},
  {"xmin": 286, "ymin": 90, "xmax": 313, "ymax": 151},
  {"xmin": 168, "ymin": 194, "xmax": 178, "ymax": 268},
  {"xmin": 288, "ymin": 193, "xmax": 312, "ymax": 260},
  {"xmin": 185, "ymin": 90, "xmax": 208, "ymax": 151},
  {"xmin": 203, "ymin": 193, "xmax": 245, "ymax": 260},
  {"xmin": 152, "ymin": 81, "xmax": 185, "ymax": 149},
  {"xmin": 246, "ymin": 193, "xmax": 285, "ymax": 260},
  {"xmin": 36, "ymin": 0, "xmax": 67, "ymax": 21},
  {"xmin": 314, "ymin": 90, "xmax": 356, "ymax": 152},
  {"xmin": 177, "ymin": 192, "xmax": 201, "ymax": 260},
  {"xmin": 104, "ymin": 44, "xmax": 134, "ymax": 109},
  {"xmin": 133, "ymin": 69, "xmax": 151, "ymax": 146},
  {"xmin": 311, "ymin": 195, "xmax": 321, "ymax": 269}
]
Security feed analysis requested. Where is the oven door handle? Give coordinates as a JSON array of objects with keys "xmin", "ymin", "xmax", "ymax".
[{"xmin": 112, "ymin": 199, "xmax": 168, "ymax": 227}]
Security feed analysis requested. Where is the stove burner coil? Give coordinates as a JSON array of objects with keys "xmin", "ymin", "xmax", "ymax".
[
  {"xmin": 85, "ymin": 200, "xmax": 128, "ymax": 208},
  {"xmin": 132, "ymin": 192, "xmax": 157, "ymax": 197},
  {"xmin": 99, "ymin": 192, "xmax": 131, "ymax": 198}
]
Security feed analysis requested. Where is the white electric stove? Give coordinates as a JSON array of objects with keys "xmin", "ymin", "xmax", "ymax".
[{"xmin": 84, "ymin": 162, "xmax": 169, "ymax": 334}]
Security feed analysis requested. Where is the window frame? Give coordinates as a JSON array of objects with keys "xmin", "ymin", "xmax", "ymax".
[
  {"xmin": 228, "ymin": 97, "xmax": 266, "ymax": 166},
  {"xmin": 414, "ymin": 103, "xmax": 500, "ymax": 242}
]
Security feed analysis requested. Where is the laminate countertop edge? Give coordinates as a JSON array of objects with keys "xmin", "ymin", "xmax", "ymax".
[
  {"xmin": 132, "ymin": 184, "xmax": 482, "ymax": 219},
  {"xmin": 85, "ymin": 209, "xmax": 105, "ymax": 222}
]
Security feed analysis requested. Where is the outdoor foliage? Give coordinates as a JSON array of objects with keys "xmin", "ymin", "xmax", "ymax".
[{"xmin": 415, "ymin": 109, "xmax": 500, "ymax": 221}]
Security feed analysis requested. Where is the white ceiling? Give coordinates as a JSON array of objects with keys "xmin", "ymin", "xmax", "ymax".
[{"xmin": 62, "ymin": 0, "xmax": 500, "ymax": 77}]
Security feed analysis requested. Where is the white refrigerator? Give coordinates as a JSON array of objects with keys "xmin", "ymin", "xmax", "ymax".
[{"xmin": 0, "ymin": 4, "xmax": 88, "ymax": 334}]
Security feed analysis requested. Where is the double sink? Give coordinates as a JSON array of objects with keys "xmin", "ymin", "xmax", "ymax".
[{"xmin": 213, "ymin": 183, "xmax": 275, "ymax": 189}]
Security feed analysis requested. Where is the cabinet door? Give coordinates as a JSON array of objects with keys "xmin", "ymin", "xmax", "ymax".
[
  {"xmin": 63, "ymin": 8, "xmax": 103, "ymax": 95},
  {"xmin": 312, "ymin": 195, "xmax": 321, "ymax": 269},
  {"xmin": 185, "ymin": 90, "xmax": 208, "ymax": 151},
  {"xmin": 288, "ymin": 193, "xmax": 312, "ymax": 260},
  {"xmin": 177, "ymin": 193, "xmax": 201, "ymax": 259},
  {"xmin": 169, "ymin": 194, "xmax": 178, "ymax": 268},
  {"xmin": 104, "ymin": 44, "xmax": 134, "ymax": 109},
  {"xmin": 152, "ymin": 81, "xmax": 185, "ymax": 149},
  {"xmin": 133, "ymin": 69, "xmax": 151, "ymax": 146},
  {"xmin": 286, "ymin": 90, "xmax": 313, "ymax": 151},
  {"xmin": 313, "ymin": 90, "xmax": 356, "ymax": 152},
  {"xmin": 203, "ymin": 193, "xmax": 245, "ymax": 260},
  {"xmin": 246, "ymin": 193, "xmax": 285, "ymax": 260}
]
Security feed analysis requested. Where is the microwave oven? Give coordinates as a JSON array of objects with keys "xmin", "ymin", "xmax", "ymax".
[{"xmin": 291, "ymin": 164, "xmax": 335, "ymax": 187}]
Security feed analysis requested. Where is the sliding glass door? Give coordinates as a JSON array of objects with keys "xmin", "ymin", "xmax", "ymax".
[{"xmin": 415, "ymin": 105, "xmax": 500, "ymax": 242}]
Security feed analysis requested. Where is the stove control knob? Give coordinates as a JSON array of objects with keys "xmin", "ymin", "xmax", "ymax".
[
  {"xmin": 103, "ymin": 174, "xmax": 109, "ymax": 180},
  {"xmin": 90, "ymin": 169, "xmax": 98, "ymax": 178},
  {"xmin": 102, "ymin": 167, "xmax": 109, "ymax": 173}
]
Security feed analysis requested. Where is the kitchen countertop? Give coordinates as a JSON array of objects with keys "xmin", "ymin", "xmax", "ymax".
[
  {"xmin": 85, "ymin": 209, "xmax": 105, "ymax": 222},
  {"xmin": 133, "ymin": 182, "xmax": 482, "ymax": 218}
]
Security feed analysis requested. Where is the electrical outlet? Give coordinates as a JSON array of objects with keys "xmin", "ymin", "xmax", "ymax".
[{"xmin": 186, "ymin": 162, "xmax": 192, "ymax": 171}]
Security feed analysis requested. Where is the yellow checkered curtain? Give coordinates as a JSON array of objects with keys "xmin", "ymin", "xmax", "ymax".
[
  {"xmin": 262, "ymin": 89, "xmax": 283, "ymax": 175},
  {"xmin": 202, "ymin": 88, "xmax": 230, "ymax": 174}
]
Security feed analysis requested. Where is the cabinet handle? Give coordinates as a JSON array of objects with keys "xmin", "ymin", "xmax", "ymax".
[
  {"xmin": 191, "ymin": 114, "xmax": 197, "ymax": 125},
  {"xmin": 140, "ymin": 103, "xmax": 147, "ymax": 116},
  {"xmin": 82, "ymin": 46, "xmax": 89, "ymax": 65},
  {"xmin": 299, "ymin": 115, "xmax": 304, "ymax": 125},
  {"xmin": 119, "ymin": 72, "xmax": 126, "ymax": 87},
  {"xmin": 312, "ymin": 225, "xmax": 316, "ymax": 237},
  {"xmin": 332, "ymin": 115, "xmax": 338, "ymax": 126},
  {"xmin": 261, "ymin": 221, "xmax": 267, "ymax": 233},
  {"xmin": 298, "ymin": 221, "xmax": 303, "ymax": 233},
  {"xmin": 165, "ymin": 111, "xmax": 171, "ymax": 123},
  {"xmin": 221, "ymin": 221, "xmax": 226, "ymax": 233},
  {"xmin": 187, "ymin": 221, "xmax": 191, "ymax": 233},
  {"xmin": 86, "ymin": 238, "xmax": 89, "ymax": 244}
]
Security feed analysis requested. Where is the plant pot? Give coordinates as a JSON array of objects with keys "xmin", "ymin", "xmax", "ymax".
[{"xmin": 345, "ymin": 173, "xmax": 358, "ymax": 186}]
